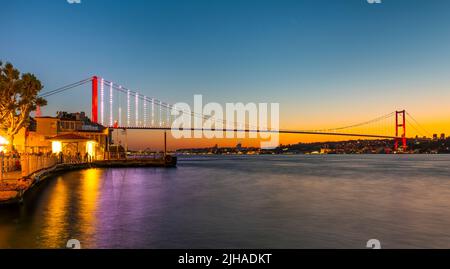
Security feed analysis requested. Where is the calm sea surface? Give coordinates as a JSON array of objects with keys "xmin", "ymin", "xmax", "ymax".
[{"xmin": 1, "ymin": 155, "xmax": 450, "ymax": 249}]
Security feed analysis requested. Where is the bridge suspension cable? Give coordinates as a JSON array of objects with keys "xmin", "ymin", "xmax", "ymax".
[
  {"xmin": 303, "ymin": 112, "xmax": 395, "ymax": 133},
  {"xmin": 39, "ymin": 76, "xmax": 275, "ymax": 132},
  {"xmin": 37, "ymin": 76, "xmax": 436, "ymax": 143},
  {"xmin": 406, "ymin": 112, "xmax": 432, "ymax": 137},
  {"xmin": 39, "ymin": 77, "xmax": 93, "ymax": 98},
  {"xmin": 102, "ymin": 78, "xmax": 256, "ymax": 130}
]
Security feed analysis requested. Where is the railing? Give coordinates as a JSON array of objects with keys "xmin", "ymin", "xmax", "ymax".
[
  {"xmin": 0, "ymin": 151, "xmax": 169, "ymax": 181},
  {"xmin": 56, "ymin": 154, "xmax": 94, "ymax": 165},
  {"xmin": 19, "ymin": 154, "xmax": 58, "ymax": 177},
  {"xmin": 0, "ymin": 154, "xmax": 58, "ymax": 180},
  {"xmin": 0, "ymin": 155, "xmax": 21, "ymax": 173}
]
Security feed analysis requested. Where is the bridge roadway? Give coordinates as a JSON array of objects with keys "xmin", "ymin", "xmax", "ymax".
[{"xmin": 107, "ymin": 126, "xmax": 406, "ymax": 140}]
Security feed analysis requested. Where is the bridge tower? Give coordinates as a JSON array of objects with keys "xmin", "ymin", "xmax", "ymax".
[
  {"xmin": 395, "ymin": 110, "xmax": 407, "ymax": 151},
  {"xmin": 92, "ymin": 76, "xmax": 98, "ymax": 124}
]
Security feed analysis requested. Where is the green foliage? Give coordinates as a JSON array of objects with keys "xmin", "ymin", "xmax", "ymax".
[{"xmin": 0, "ymin": 61, "xmax": 47, "ymax": 151}]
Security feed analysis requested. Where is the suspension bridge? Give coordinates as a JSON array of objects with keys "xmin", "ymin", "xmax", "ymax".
[{"xmin": 38, "ymin": 76, "xmax": 433, "ymax": 151}]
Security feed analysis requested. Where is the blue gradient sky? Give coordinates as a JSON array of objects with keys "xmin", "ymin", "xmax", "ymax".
[{"xmin": 3, "ymin": 0, "xmax": 450, "ymax": 146}]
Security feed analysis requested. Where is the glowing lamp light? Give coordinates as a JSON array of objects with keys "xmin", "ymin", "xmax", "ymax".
[
  {"xmin": 110, "ymin": 83, "xmax": 114, "ymax": 127},
  {"xmin": 143, "ymin": 96, "xmax": 147, "ymax": 127},
  {"xmin": 100, "ymin": 78, "xmax": 104, "ymax": 125},
  {"xmin": 127, "ymin": 89, "xmax": 131, "ymax": 127},
  {"xmin": 86, "ymin": 141, "xmax": 96, "ymax": 158},
  {"xmin": 151, "ymin": 98, "xmax": 155, "ymax": 127},
  {"xmin": 0, "ymin": 135, "xmax": 9, "ymax": 153},
  {"xmin": 135, "ymin": 93, "xmax": 139, "ymax": 127},
  {"xmin": 52, "ymin": 141, "xmax": 62, "ymax": 154}
]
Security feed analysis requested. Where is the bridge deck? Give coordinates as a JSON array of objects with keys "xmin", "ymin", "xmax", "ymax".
[{"xmin": 108, "ymin": 127, "xmax": 402, "ymax": 140}]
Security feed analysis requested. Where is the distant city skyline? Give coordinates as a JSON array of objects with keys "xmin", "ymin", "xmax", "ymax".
[{"xmin": 3, "ymin": 0, "xmax": 450, "ymax": 149}]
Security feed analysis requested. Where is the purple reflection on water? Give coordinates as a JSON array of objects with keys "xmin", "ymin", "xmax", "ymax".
[{"xmin": 1, "ymin": 155, "xmax": 450, "ymax": 249}]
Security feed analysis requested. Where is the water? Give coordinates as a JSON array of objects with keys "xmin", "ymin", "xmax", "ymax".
[{"xmin": 1, "ymin": 155, "xmax": 450, "ymax": 249}]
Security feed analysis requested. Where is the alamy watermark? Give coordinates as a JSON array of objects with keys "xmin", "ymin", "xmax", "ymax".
[
  {"xmin": 171, "ymin": 95, "xmax": 280, "ymax": 149},
  {"xmin": 366, "ymin": 239, "xmax": 382, "ymax": 249},
  {"xmin": 67, "ymin": 239, "xmax": 82, "ymax": 249}
]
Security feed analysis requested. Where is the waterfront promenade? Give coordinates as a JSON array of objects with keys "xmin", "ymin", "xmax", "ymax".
[
  {"xmin": 0, "ymin": 154, "xmax": 54, "ymax": 203},
  {"xmin": 0, "ymin": 154, "xmax": 177, "ymax": 204}
]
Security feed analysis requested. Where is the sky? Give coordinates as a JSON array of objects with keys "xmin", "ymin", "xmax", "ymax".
[{"xmin": 2, "ymin": 0, "xmax": 450, "ymax": 149}]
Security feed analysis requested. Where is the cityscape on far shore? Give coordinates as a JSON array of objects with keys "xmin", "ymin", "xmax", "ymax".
[{"xmin": 175, "ymin": 135, "xmax": 450, "ymax": 156}]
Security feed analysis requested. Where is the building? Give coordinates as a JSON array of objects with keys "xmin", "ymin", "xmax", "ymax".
[
  {"xmin": 441, "ymin": 133, "xmax": 446, "ymax": 140},
  {"xmin": 1, "ymin": 112, "xmax": 111, "ymax": 160}
]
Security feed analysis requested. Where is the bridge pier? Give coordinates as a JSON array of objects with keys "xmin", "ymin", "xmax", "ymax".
[
  {"xmin": 164, "ymin": 131, "xmax": 167, "ymax": 157},
  {"xmin": 125, "ymin": 129, "xmax": 128, "ymax": 159},
  {"xmin": 92, "ymin": 76, "xmax": 98, "ymax": 124},
  {"xmin": 395, "ymin": 110, "xmax": 407, "ymax": 151}
]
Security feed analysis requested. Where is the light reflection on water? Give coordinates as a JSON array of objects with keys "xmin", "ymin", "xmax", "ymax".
[{"xmin": 0, "ymin": 155, "xmax": 450, "ymax": 249}]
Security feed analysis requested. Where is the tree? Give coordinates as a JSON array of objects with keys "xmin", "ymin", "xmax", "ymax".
[{"xmin": 0, "ymin": 61, "xmax": 47, "ymax": 152}]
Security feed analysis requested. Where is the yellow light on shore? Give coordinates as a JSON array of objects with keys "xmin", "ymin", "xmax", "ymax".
[
  {"xmin": 52, "ymin": 141, "xmax": 62, "ymax": 154},
  {"xmin": 0, "ymin": 135, "xmax": 9, "ymax": 153},
  {"xmin": 86, "ymin": 141, "xmax": 96, "ymax": 158}
]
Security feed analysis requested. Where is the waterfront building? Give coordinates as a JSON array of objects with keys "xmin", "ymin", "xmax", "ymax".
[
  {"xmin": 1, "ymin": 112, "xmax": 110, "ymax": 160},
  {"xmin": 320, "ymin": 148, "xmax": 332, "ymax": 154}
]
